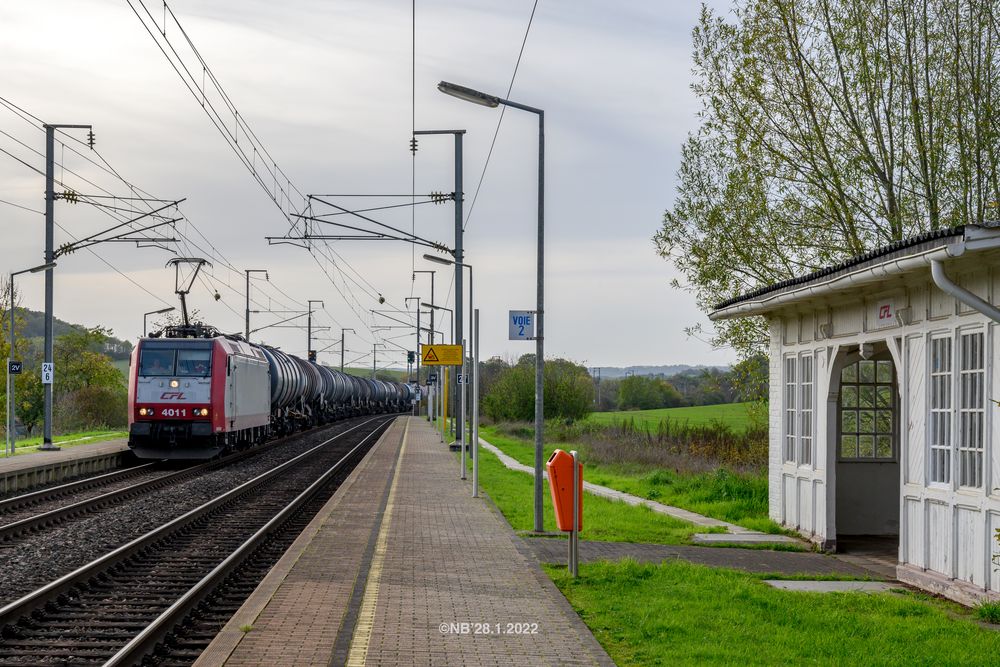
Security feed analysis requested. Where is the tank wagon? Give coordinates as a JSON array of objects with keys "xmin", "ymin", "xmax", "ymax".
[{"xmin": 127, "ymin": 324, "xmax": 415, "ymax": 459}]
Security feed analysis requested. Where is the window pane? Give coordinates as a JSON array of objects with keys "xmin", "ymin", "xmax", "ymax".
[
  {"xmin": 841, "ymin": 435, "xmax": 858, "ymax": 458},
  {"xmin": 859, "ymin": 386, "xmax": 876, "ymax": 408},
  {"xmin": 859, "ymin": 360, "xmax": 876, "ymax": 383},
  {"xmin": 842, "ymin": 386, "xmax": 858, "ymax": 408},
  {"xmin": 876, "ymin": 360, "xmax": 893, "ymax": 383},
  {"xmin": 176, "ymin": 349, "xmax": 212, "ymax": 377},
  {"xmin": 842, "ymin": 363, "xmax": 858, "ymax": 383},
  {"xmin": 876, "ymin": 386, "xmax": 892, "ymax": 408},
  {"xmin": 876, "ymin": 410, "xmax": 893, "ymax": 434},
  {"xmin": 877, "ymin": 435, "xmax": 893, "ymax": 458},
  {"xmin": 842, "ymin": 410, "xmax": 858, "ymax": 433},
  {"xmin": 859, "ymin": 435, "xmax": 875, "ymax": 457},
  {"xmin": 859, "ymin": 410, "xmax": 875, "ymax": 433},
  {"xmin": 140, "ymin": 349, "xmax": 175, "ymax": 376}
]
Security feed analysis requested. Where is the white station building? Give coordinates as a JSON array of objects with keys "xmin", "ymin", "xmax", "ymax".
[{"xmin": 711, "ymin": 224, "xmax": 1000, "ymax": 605}]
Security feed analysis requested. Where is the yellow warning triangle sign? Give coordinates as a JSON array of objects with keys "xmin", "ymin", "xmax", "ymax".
[{"xmin": 423, "ymin": 348, "xmax": 440, "ymax": 362}]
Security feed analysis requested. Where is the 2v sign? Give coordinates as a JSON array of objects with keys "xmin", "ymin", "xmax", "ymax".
[{"xmin": 509, "ymin": 310, "xmax": 535, "ymax": 340}]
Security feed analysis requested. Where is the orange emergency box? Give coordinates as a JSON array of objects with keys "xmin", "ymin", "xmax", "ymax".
[{"xmin": 546, "ymin": 449, "xmax": 583, "ymax": 532}]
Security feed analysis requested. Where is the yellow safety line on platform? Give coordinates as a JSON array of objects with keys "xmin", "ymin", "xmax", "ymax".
[{"xmin": 345, "ymin": 418, "xmax": 409, "ymax": 667}]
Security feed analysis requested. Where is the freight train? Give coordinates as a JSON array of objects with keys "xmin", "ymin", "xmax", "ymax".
[{"xmin": 127, "ymin": 324, "xmax": 415, "ymax": 459}]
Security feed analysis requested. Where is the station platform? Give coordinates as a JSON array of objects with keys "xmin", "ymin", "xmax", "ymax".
[
  {"xmin": 0, "ymin": 438, "xmax": 131, "ymax": 493},
  {"xmin": 196, "ymin": 416, "xmax": 614, "ymax": 667}
]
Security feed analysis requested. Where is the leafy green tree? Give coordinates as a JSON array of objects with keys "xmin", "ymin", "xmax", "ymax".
[
  {"xmin": 482, "ymin": 356, "xmax": 594, "ymax": 422},
  {"xmin": 657, "ymin": 0, "xmax": 1000, "ymax": 359},
  {"xmin": 617, "ymin": 375, "xmax": 684, "ymax": 411}
]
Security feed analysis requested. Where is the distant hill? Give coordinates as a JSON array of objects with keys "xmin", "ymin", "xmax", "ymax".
[
  {"xmin": 590, "ymin": 364, "xmax": 729, "ymax": 379},
  {"xmin": 13, "ymin": 307, "xmax": 133, "ymax": 360}
]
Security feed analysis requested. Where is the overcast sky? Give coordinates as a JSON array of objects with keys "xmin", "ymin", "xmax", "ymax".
[{"xmin": 0, "ymin": 0, "xmax": 737, "ymax": 369}]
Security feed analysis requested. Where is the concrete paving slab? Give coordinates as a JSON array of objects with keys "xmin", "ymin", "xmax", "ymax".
[
  {"xmin": 692, "ymin": 533, "xmax": 801, "ymax": 545},
  {"xmin": 524, "ymin": 538, "xmax": 882, "ymax": 578},
  {"xmin": 764, "ymin": 580, "xmax": 897, "ymax": 593}
]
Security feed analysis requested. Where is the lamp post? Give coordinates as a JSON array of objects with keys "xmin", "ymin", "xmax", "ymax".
[
  {"xmin": 340, "ymin": 328, "xmax": 355, "ymax": 372},
  {"xmin": 307, "ymin": 300, "xmax": 324, "ymax": 360},
  {"xmin": 7, "ymin": 261, "xmax": 56, "ymax": 457},
  {"xmin": 424, "ymin": 254, "xmax": 476, "ymax": 485},
  {"xmin": 143, "ymin": 307, "xmax": 175, "ymax": 337},
  {"xmin": 244, "ymin": 269, "xmax": 268, "ymax": 341},
  {"xmin": 439, "ymin": 80, "xmax": 545, "ymax": 531}
]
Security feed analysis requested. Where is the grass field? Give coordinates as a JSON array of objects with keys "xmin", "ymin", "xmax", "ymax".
[
  {"xmin": 473, "ymin": 446, "xmax": 722, "ymax": 544},
  {"xmin": 480, "ymin": 425, "xmax": 780, "ymax": 533},
  {"xmin": 548, "ymin": 559, "xmax": 1000, "ymax": 666},
  {"xmin": 587, "ymin": 402, "xmax": 758, "ymax": 433}
]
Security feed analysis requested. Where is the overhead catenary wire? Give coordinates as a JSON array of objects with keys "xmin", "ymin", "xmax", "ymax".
[{"xmin": 126, "ymin": 0, "xmax": 387, "ymax": 339}]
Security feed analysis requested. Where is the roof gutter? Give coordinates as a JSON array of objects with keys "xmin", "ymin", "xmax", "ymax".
[
  {"xmin": 709, "ymin": 226, "xmax": 1000, "ymax": 322},
  {"xmin": 930, "ymin": 259, "xmax": 1000, "ymax": 323}
]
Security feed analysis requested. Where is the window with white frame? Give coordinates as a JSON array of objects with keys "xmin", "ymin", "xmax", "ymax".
[
  {"xmin": 839, "ymin": 357, "xmax": 896, "ymax": 460},
  {"xmin": 929, "ymin": 336, "xmax": 952, "ymax": 484},
  {"xmin": 784, "ymin": 356, "xmax": 796, "ymax": 463},
  {"xmin": 958, "ymin": 331, "xmax": 985, "ymax": 488},
  {"xmin": 799, "ymin": 356, "xmax": 813, "ymax": 466}
]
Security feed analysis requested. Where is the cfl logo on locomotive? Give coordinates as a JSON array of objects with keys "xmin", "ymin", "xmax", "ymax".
[{"xmin": 160, "ymin": 391, "xmax": 186, "ymax": 400}]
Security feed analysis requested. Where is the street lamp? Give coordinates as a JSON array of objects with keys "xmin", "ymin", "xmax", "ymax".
[
  {"xmin": 340, "ymin": 328, "xmax": 355, "ymax": 372},
  {"xmin": 143, "ymin": 307, "xmax": 175, "ymax": 337},
  {"xmin": 439, "ymin": 80, "xmax": 546, "ymax": 530},
  {"xmin": 424, "ymin": 254, "xmax": 477, "ymax": 488},
  {"xmin": 244, "ymin": 269, "xmax": 268, "ymax": 341},
  {"xmin": 7, "ymin": 261, "xmax": 56, "ymax": 457}
]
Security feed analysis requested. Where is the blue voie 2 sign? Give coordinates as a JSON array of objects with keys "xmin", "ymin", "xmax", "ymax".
[{"xmin": 509, "ymin": 310, "xmax": 535, "ymax": 340}]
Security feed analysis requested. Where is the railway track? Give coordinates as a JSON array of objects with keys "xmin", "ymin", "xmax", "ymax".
[
  {"xmin": 0, "ymin": 418, "xmax": 368, "ymax": 542},
  {"xmin": 0, "ymin": 415, "xmax": 395, "ymax": 666}
]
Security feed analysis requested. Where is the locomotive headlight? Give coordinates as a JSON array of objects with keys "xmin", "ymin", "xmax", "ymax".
[
  {"xmin": 200, "ymin": 408, "xmax": 210, "ymax": 416},
  {"xmin": 139, "ymin": 407, "xmax": 151, "ymax": 416},
  {"xmin": 169, "ymin": 379, "xmax": 179, "ymax": 388}
]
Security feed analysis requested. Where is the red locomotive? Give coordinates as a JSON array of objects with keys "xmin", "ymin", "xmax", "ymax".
[{"xmin": 128, "ymin": 324, "xmax": 414, "ymax": 459}]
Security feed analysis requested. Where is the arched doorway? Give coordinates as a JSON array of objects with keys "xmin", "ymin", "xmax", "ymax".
[{"xmin": 831, "ymin": 347, "xmax": 900, "ymax": 549}]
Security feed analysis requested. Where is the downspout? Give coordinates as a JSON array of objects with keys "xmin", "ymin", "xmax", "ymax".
[{"xmin": 930, "ymin": 259, "xmax": 1000, "ymax": 324}]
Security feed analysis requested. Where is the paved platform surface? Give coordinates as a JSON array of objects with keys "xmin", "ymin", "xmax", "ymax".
[
  {"xmin": 197, "ymin": 417, "xmax": 614, "ymax": 667},
  {"xmin": 524, "ymin": 538, "xmax": 881, "ymax": 578},
  {"xmin": 0, "ymin": 438, "xmax": 128, "ymax": 474}
]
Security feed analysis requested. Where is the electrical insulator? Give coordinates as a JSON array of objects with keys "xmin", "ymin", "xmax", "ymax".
[
  {"xmin": 410, "ymin": 137, "xmax": 418, "ymax": 154},
  {"xmin": 87, "ymin": 130, "xmax": 96, "ymax": 149}
]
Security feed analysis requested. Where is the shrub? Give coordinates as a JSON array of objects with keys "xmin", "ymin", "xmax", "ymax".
[
  {"xmin": 482, "ymin": 357, "xmax": 595, "ymax": 422},
  {"xmin": 54, "ymin": 385, "xmax": 128, "ymax": 432}
]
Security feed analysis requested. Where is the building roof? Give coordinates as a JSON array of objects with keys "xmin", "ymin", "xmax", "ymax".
[{"xmin": 711, "ymin": 226, "xmax": 970, "ymax": 315}]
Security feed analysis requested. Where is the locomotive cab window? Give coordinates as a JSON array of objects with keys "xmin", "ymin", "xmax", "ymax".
[
  {"xmin": 176, "ymin": 349, "xmax": 212, "ymax": 377},
  {"xmin": 140, "ymin": 349, "xmax": 175, "ymax": 376}
]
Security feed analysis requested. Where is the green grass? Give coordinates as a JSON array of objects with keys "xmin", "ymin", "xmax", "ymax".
[
  {"xmin": 7, "ymin": 429, "xmax": 127, "ymax": 456},
  {"xmin": 480, "ymin": 426, "xmax": 783, "ymax": 534},
  {"xmin": 474, "ymin": 446, "xmax": 721, "ymax": 544},
  {"xmin": 547, "ymin": 559, "xmax": 1000, "ymax": 666},
  {"xmin": 587, "ymin": 402, "xmax": 757, "ymax": 434}
]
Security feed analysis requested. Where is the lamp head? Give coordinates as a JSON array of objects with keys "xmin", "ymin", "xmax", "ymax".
[
  {"xmin": 423, "ymin": 253, "xmax": 454, "ymax": 267},
  {"xmin": 438, "ymin": 81, "xmax": 500, "ymax": 108}
]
